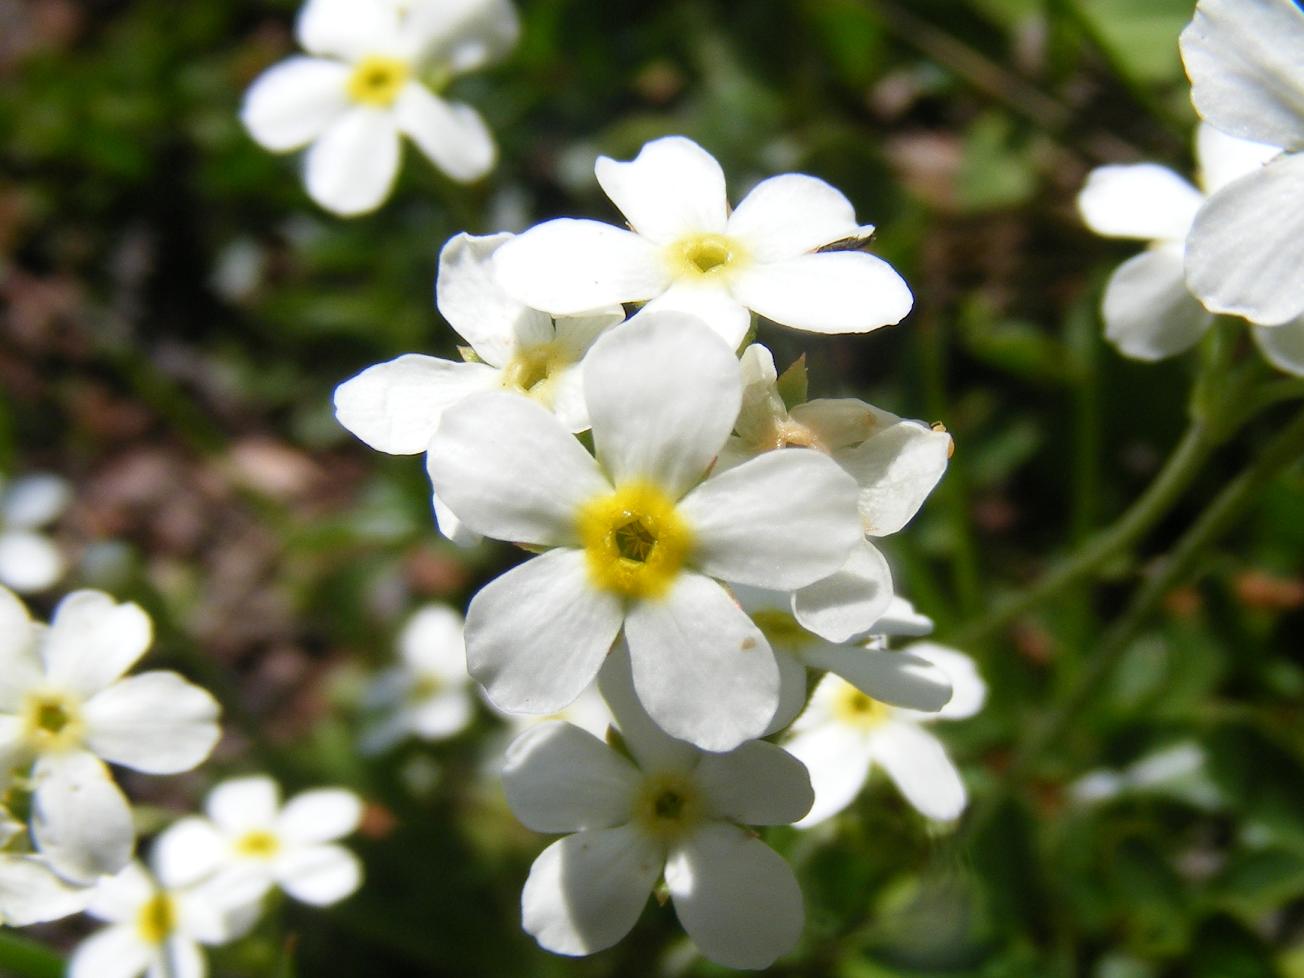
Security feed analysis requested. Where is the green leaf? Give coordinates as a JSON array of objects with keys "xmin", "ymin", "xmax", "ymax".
[
  {"xmin": 776, "ymin": 355, "xmax": 809, "ymax": 410},
  {"xmin": 0, "ymin": 932, "xmax": 64, "ymax": 978}
]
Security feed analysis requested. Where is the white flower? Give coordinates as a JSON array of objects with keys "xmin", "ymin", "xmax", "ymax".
[
  {"xmin": 0, "ymin": 473, "xmax": 70, "ymax": 594},
  {"xmin": 1078, "ymin": 123, "xmax": 1304, "ymax": 371},
  {"xmin": 153, "ymin": 775, "xmax": 364, "ymax": 908},
  {"xmin": 242, "ymin": 0, "xmax": 519, "ymax": 215},
  {"xmin": 1069, "ymin": 742, "xmax": 1218, "ymax": 809},
  {"xmin": 721, "ymin": 344, "xmax": 951, "ymax": 640},
  {"xmin": 334, "ymin": 232, "xmax": 625, "ymax": 545},
  {"xmin": 503, "ymin": 651, "xmax": 812, "ymax": 969},
  {"xmin": 359, "ymin": 604, "xmax": 475, "ymax": 753},
  {"xmin": 493, "ymin": 135, "xmax": 914, "ymax": 346},
  {"xmin": 1179, "ymin": 0, "xmax": 1304, "ymax": 327},
  {"xmin": 69, "ymin": 858, "xmax": 257, "ymax": 978},
  {"xmin": 785, "ymin": 642, "xmax": 986, "ymax": 826},
  {"xmin": 0, "ymin": 852, "xmax": 91, "ymax": 926},
  {"xmin": 0, "ymin": 587, "xmax": 221, "ymax": 883},
  {"xmin": 427, "ymin": 312, "xmax": 863, "ymax": 752},
  {"xmin": 484, "ymin": 681, "xmax": 612, "ymax": 740}
]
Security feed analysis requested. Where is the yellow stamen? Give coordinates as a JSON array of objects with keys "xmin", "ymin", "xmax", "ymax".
[
  {"xmin": 500, "ymin": 342, "xmax": 572, "ymax": 406},
  {"xmin": 831, "ymin": 684, "xmax": 891, "ymax": 730},
  {"xmin": 665, "ymin": 233, "xmax": 748, "ymax": 281},
  {"xmin": 234, "ymin": 829, "xmax": 281, "ymax": 860},
  {"xmin": 346, "ymin": 56, "xmax": 410, "ymax": 107},
  {"xmin": 20, "ymin": 690, "xmax": 85, "ymax": 753},
  {"xmin": 576, "ymin": 482, "xmax": 692, "ymax": 599},
  {"xmin": 136, "ymin": 893, "xmax": 177, "ymax": 945},
  {"xmin": 632, "ymin": 772, "xmax": 703, "ymax": 841}
]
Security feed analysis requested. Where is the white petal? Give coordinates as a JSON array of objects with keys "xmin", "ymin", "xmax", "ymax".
[
  {"xmin": 502, "ymin": 722, "xmax": 639, "ymax": 831},
  {"xmin": 1253, "ymin": 316, "xmax": 1304, "ymax": 377},
  {"xmin": 85, "ymin": 861, "xmax": 154, "ymax": 922},
  {"xmin": 295, "ymin": 0, "xmax": 400, "ymax": 60},
  {"xmin": 594, "ymin": 136, "xmax": 729, "ymax": 243},
  {"xmin": 466, "ymin": 548, "xmax": 624, "ymax": 714},
  {"xmin": 206, "ymin": 776, "xmax": 280, "ymax": 833},
  {"xmin": 871, "ymin": 595, "xmax": 934, "ymax": 637},
  {"xmin": 240, "ymin": 57, "xmax": 350, "ymax": 152},
  {"xmin": 395, "ymin": 86, "xmax": 495, "ymax": 183},
  {"xmin": 435, "ymin": 232, "xmax": 551, "ymax": 366},
  {"xmin": 665, "ymin": 823, "xmax": 803, "ymax": 970},
  {"xmin": 408, "ymin": 689, "xmax": 475, "ymax": 739},
  {"xmin": 585, "ymin": 312, "xmax": 741, "ymax": 498},
  {"xmin": 0, "ymin": 854, "xmax": 91, "ymax": 925},
  {"xmin": 493, "ymin": 218, "xmax": 668, "ymax": 315},
  {"xmin": 0, "ymin": 584, "xmax": 34, "ymax": 667},
  {"xmin": 151, "ymin": 817, "xmax": 226, "ymax": 890},
  {"xmin": 595, "ymin": 645, "xmax": 698, "ymax": 773},
  {"xmin": 785, "ymin": 721, "xmax": 875, "ymax": 827},
  {"xmin": 31, "ymin": 752, "xmax": 135, "ymax": 884},
  {"xmin": 156, "ymin": 939, "xmax": 205, "ymax": 978},
  {"xmin": 1197, "ymin": 122, "xmax": 1284, "ymax": 195},
  {"xmin": 276, "ymin": 788, "xmax": 363, "ymax": 845},
  {"xmin": 42, "ymin": 591, "xmax": 153, "ymax": 697},
  {"xmin": 275, "ymin": 844, "xmax": 362, "ymax": 905},
  {"xmin": 1076, "ymin": 164, "xmax": 1202, "ymax": 241},
  {"xmin": 901, "ymin": 642, "xmax": 986, "ymax": 720},
  {"xmin": 521, "ymin": 826, "xmax": 660, "ymax": 957},
  {"xmin": 427, "ymin": 392, "xmax": 607, "ymax": 546},
  {"xmin": 680, "ymin": 449, "xmax": 861, "ymax": 589},
  {"xmin": 836, "ymin": 421, "xmax": 951, "ymax": 536},
  {"xmin": 1180, "ymin": 0, "xmax": 1304, "ymax": 151},
  {"xmin": 398, "ymin": 604, "xmax": 467, "ymax": 677},
  {"xmin": 625, "ymin": 573, "xmax": 777, "ymax": 753},
  {"xmin": 732, "ymin": 251, "xmax": 913, "ymax": 333},
  {"xmin": 765, "ymin": 647, "xmax": 810, "ymax": 737},
  {"xmin": 1101, "ymin": 248, "xmax": 1213, "ymax": 360},
  {"xmin": 872, "ymin": 722, "xmax": 967, "ymax": 820},
  {"xmin": 334, "ymin": 354, "xmax": 498, "ymax": 455},
  {"xmin": 432, "ymin": 492, "xmax": 480, "ymax": 547},
  {"xmin": 790, "ymin": 396, "xmax": 899, "ymax": 451},
  {"xmin": 802, "ymin": 643, "xmax": 952, "ymax": 713},
  {"xmin": 0, "ymin": 530, "xmax": 63, "ymax": 593},
  {"xmin": 304, "ymin": 108, "xmax": 401, "ymax": 217},
  {"xmin": 695, "ymin": 741, "xmax": 812, "ymax": 825},
  {"xmin": 83, "ymin": 671, "xmax": 221, "ymax": 774},
  {"xmin": 0, "ymin": 716, "xmax": 28, "ymax": 773},
  {"xmin": 1186, "ymin": 154, "xmax": 1304, "ymax": 326},
  {"xmin": 792, "ymin": 540, "xmax": 893, "ymax": 643},
  {"xmin": 727, "ymin": 173, "xmax": 861, "ymax": 260},
  {"xmin": 634, "ymin": 281, "xmax": 753, "ymax": 349},
  {"xmin": 2, "ymin": 474, "xmax": 70, "ymax": 528},
  {"xmin": 408, "ymin": 0, "xmax": 520, "ymax": 73},
  {"xmin": 70, "ymin": 925, "xmax": 153, "ymax": 978}
]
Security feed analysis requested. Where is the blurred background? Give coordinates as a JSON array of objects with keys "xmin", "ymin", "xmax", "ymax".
[{"xmin": 3, "ymin": 0, "xmax": 1304, "ymax": 975}]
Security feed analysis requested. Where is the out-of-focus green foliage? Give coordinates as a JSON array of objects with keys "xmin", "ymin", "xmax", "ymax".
[{"xmin": 2, "ymin": 0, "xmax": 1302, "ymax": 976}]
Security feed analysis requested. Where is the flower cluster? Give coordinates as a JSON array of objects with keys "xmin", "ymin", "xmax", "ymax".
[{"xmin": 336, "ymin": 135, "xmax": 981, "ymax": 966}]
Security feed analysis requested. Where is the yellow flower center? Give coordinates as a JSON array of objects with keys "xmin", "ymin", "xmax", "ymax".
[
  {"xmin": 408, "ymin": 673, "xmax": 443, "ymax": 703},
  {"xmin": 576, "ymin": 482, "xmax": 693, "ymax": 599},
  {"xmin": 21, "ymin": 690, "xmax": 84, "ymax": 753},
  {"xmin": 500, "ymin": 342, "xmax": 572, "ymax": 406},
  {"xmin": 136, "ymin": 893, "xmax": 177, "ymax": 945},
  {"xmin": 234, "ymin": 829, "xmax": 281, "ymax": 860},
  {"xmin": 832, "ymin": 683, "xmax": 892, "ymax": 730},
  {"xmin": 750, "ymin": 609, "xmax": 809, "ymax": 650},
  {"xmin": 632, "ymin": 772, "xmax": 703, "ymax": 841},
  {"xmin": 346, "ymin": 55, "xmax": 410, "ymax": 107},
  {"xmin": 665, "ymin": 233, "xmax": 748, "ymax": 281}
]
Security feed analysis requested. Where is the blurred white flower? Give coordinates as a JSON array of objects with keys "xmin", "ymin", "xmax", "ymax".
[
  {"xmin": 334, "ymin": 232, "xmax": 624, "ymax": 545},
  {"xmin": 242, "ymin": 0, "xmax": 519, "ymax": 215},
  {"xmin": 359, "ymin": 604, "xmax": 476, "ymax": 753},
  {"xmin": 503, "ymin": 651, "xmax": 811, "ymax": 969},
  {"xmin": 0, "ymin": 587, "xmax": 221, "ymax": 883},
  {"xmin": 786, "ymin": 642, "xmax": 986, "ymax": 826},
  {"xmin": 427, "ymin": 313, "xmax": 862, "ymax": 752},
  {"xmin": 154, "ymin": 775, "xmax": 364, "ymax": 908},
  {"xmin": 494, "ymin": 135, "xmax": 914, "ymax": 346},
  {"xmin": 0, "ymin": 852, "xmax": 91, "ymax": 926},
  {"xmin": 1078, "ymin": 123, "xmax": 1304, "ymax": 372},
  {"xmin": 1180, "ymin": 0, "xmax": 1304, "ymax": 328},
  {"xmin": 0, "ymin": 473, "xmax": 70, "ymax": 594},
  {"xmin": 1069, "ymin": 742, "xmax": 1221, "ymax": 809}
]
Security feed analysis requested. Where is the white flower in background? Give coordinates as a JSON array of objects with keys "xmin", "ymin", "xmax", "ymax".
[
  {"xmin": 494, "ymin": 135, "xmax": 914, "ymax": 347},
  {"xmin": 242, "ymin": 0, "xmax": 519, "ymax": 215},
  {"xmin": 721, "ymin": 344, "xmax": 951, "ymax": 640},
  {"xmin": 0, "ymin": 587, "xmax": 221, "ymax": 883},
  {"xmin": 335, "ymin": 232, "xmax": 625, "ymax": 545},
  {"xmin": 1180, "ymin": 0, "xmax": 1304, "ymax": 328},
  {"xmin": 503, "ymin": 651, "xmax": 811, "ymax": 969},
  {"xmin": 1078, "ymin": 123, "xmax": 1304, "ymax": 373},
  {"xmin": 786, "ymin": 642, "xmax": 986, "ymax": 826},
  {"xmin": 1069, "ymin": 742, "xmax": 1220, "ymax": 810},
  {"xmin": 0, "ymin": 473, "xmax": 70, "ymax": 594},
  {"xmin": 427, "ymin": 313, "xmax": 862, "ymax": 752},
  {"xmin": 154, "ymin": 775, "xmax": 364, "ymax": 908},
  {"xmin": 359, "ymin": 604, "xmax": 475, "ymax": 753},
  {"xmin": 69, "ymin": 858, "xmax": 257, "ymax": 978}
]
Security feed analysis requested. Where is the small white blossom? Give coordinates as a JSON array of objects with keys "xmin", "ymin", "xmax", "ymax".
[
  {"xmin": 1179, "ymin": 0, "xmax": 1304, "ymax": 327},
  {"xmin": 0, "ymin": 473, "xmax": 70, "ymax": 594},
  {"xmin": 494, "ymin": 135, "xmax": 914, "ymax": 346},
  {"xmin": 504, "ymin": 651, "xmax": 811, "ymax": 969},
  {"xmin": 786, "ymin": 641, "xmax": 986, "ymax": 826},
  {"xmin": 153, "ymin": 775, "xmax": 364, "ymax": 908},
  {"xmin": 427, "ymin": 312, "xmax": 862, "ymax": 752},
  {"xmin": 0, "ymin": 587, "xmax": 221, "ymax": 883},
  {"xmin": 242, "ymin": 0, "xmax": 519, "ymax": 215}
]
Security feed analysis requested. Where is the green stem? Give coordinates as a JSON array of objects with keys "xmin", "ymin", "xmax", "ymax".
[{"xmin": 0, "ymin": 931, "xmax": 64, "ymax": 978}]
